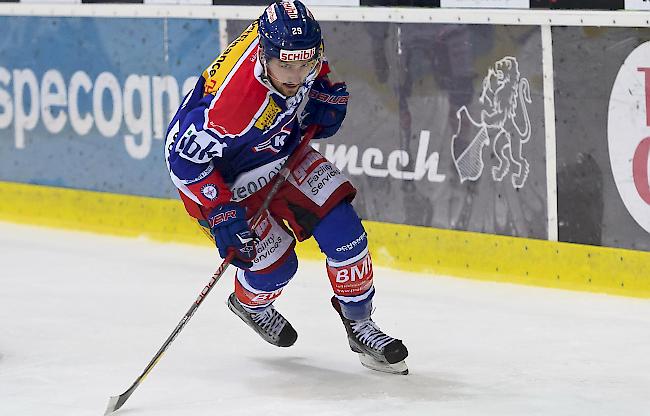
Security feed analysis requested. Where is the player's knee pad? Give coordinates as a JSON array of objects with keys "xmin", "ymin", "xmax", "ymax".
[
  {"xmin": 313, "ymin": 202, "xmax": 374, "ymax": 320},
  {"xmin": 234, "ymin": 251, "xmax": 298, "ymax": 310}
]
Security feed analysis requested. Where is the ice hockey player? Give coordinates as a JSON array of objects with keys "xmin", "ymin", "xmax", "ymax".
[{"xmin": 165, "ymin": 0, "xmax": 408, "ymax": 374}]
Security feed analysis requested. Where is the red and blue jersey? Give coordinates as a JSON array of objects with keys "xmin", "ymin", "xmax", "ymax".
[{"xmin": 165, "ymin": 21, "xmax": 328, "ymax": 219}]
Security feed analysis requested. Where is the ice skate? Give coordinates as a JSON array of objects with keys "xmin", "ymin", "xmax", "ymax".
[
  {"xmin": 227, "ymin": 293, "xmax": 297, "ymax": 347},
  {"xmin": 331, "ymin": 297, "xmax": 408, "ymax": 375}
]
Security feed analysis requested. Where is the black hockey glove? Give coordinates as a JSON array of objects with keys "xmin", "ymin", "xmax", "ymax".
[
  {"xmin": 301, "ymin": 78, "xmax": 349, "ymax": 139},
  {"xmin": 208, "ymin": 203, "xmax": 257, "ymax": 269}
]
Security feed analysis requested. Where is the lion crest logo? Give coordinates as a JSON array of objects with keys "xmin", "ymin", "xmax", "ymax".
[{"xmin": 451, "ymin": 56, "xmax": 532, "ymax": 189}]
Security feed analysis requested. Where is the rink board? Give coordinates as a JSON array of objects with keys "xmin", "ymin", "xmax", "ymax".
[
  {"xmin": 1, "ymin": 7, "xmax": 650, "ymax": 252},
  {"xmin": 1, "ymin": 6, "xmax": 650, "ymax": 298},
  {"xmin": 2, "ymin": 180, "xmax": 649, "ymax": 298}
]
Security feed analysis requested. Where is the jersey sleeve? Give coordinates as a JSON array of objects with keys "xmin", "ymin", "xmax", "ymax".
[
  {"xmin": 166, "ymin": 80, "xmax": 233, "ymax": 213},
  {"xmin": 317, "ymin": 59, "xmax": 331, "ymax": 79}
]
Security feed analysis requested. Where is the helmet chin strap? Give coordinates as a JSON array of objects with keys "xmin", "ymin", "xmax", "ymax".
[
  {"xmin": 258, "ymin": 49, "xmax": 270, "ymax": 82},
  {"xmin": 258, "ymin": 48, "xmax": 282, "ymax": 89}
]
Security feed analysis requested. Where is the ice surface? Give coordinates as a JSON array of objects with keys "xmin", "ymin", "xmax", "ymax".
[{"xmin": 1, "ymin": 221, "xmax": 649, "ymax": 416}]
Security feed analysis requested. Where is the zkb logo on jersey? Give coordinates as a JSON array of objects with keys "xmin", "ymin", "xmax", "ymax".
[
  {"xmin": 253, "ymin": 133, "xmax": 287, "ymax": 154},
  {"xmin": 176, "ymin": 124, "xmax": 228, "ymax": 163}
]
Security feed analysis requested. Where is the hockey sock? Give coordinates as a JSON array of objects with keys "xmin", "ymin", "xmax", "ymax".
[
  {"xmin": 233, "ymin": 251, "xmax": 298, "ymax": 310},
  {"xmin": 313, "ymin": 202, "xmax": 375, "ymax": 320}
]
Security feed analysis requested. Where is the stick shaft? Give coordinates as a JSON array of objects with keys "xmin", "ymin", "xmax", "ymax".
[
  {"xmin": 105, "ymin": 125, "xmax": 318, "ymax": 415},
  {"xmin": 250, "ymin": 125, "xmax": 317, "ymax": 229}
]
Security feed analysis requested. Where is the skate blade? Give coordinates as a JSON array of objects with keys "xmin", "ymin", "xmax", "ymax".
[{"xmin": 358, "ymin": 353, "xmax": 408, "ymax": 375}]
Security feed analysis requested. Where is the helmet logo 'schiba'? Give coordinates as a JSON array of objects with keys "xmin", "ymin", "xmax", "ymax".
[{"xmin": 279, "ymin": 48, "xmax": 315, "ymax": 61}]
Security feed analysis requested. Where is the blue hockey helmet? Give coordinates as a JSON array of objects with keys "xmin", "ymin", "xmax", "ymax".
[{"xmin": 258, "ymin": 1, "xmax": 323, "ymax": 62}]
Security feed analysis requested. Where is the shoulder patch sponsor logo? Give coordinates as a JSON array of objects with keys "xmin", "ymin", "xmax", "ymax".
[
  {"xmin": 451, "ymin": 56, "xmax": 532, "ymax": 189},
  {"xmin": 201, "ymin": 184, "xmax": 219, "ymax": 201},
  {"xmin": 608, "ymin": 41, "xmax": 650, "ymax": 233},
  {"xmin": 254, "ymin": 97, "xmax": 282, "ymax": 131},
  {"xmin": 175, "ymin": 124, "xmax": 228, "ymax": 164}
]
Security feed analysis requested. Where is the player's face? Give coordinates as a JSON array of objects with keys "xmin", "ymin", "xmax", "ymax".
[{"xmin": 266, "ymin": 57, "xmax": 320, "ymax": 96}]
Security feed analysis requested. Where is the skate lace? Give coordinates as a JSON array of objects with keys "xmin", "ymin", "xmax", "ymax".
[
  {"xmin": 252, "ymin": 307, "xmax": 286, "ymax": 339},
  {"xmin": 350, "ymin": 319, "xmax": 394, "ymax": 351}
]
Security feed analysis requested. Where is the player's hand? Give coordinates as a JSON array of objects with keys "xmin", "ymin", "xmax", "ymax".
[
  {"xmin": 208, "ymin": 203, "xmax": 257, "ymax": 269},
  {"xmin": 301, "ymin": 78, "xmax": 349, "ymax": 139}
]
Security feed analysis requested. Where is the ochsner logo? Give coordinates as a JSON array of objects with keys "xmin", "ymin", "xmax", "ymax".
[
  {"xmin": 336, "ymin": 232, "xmax": 367, "ymax": 252},
  {"xmin": 451, "ymin": 56, "xmax": 532, "ymax": 188},
  {"xmin": 608, "ymin": 41, "xmax": 650, "ymax": 234}
]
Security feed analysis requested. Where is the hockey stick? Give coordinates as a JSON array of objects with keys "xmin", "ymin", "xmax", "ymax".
[{"xmin": 104, "ymin": 125, "xmax": 319, "ymax": 415}]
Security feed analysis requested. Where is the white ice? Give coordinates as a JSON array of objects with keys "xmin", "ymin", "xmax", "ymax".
[{"xmin": 1, "ymin": 221, "xmax": 650, "ymax": 416}]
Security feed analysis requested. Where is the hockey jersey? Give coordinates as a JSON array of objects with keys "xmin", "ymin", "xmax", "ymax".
[{"xmin": 165, "ymin": 20, "xmax": 328, "ymax": 219}]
